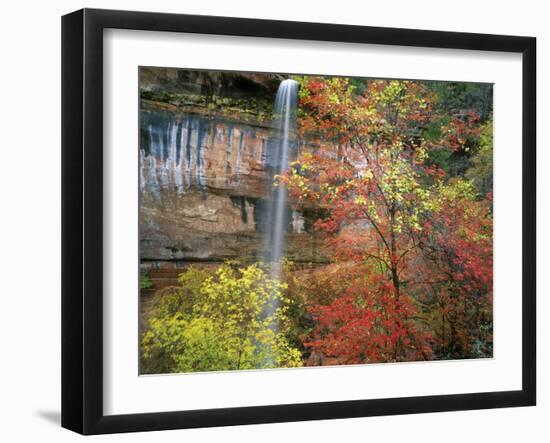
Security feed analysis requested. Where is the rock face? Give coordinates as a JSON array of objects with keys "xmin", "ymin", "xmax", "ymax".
[
  {"xmin": 140, "ymin": 67, "xmax": 284, "ymax": 101},
  {"xmin": 139, "ymin": 77, "xmax": 327, "ymax": 264}
]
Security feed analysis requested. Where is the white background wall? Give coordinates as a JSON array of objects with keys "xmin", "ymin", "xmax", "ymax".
[{"xmin": 0, "ymin": 0, "xmax": 546, "ymax": 441}]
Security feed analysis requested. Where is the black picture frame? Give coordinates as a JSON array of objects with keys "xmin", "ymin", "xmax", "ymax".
[{"xmin": 61, "ymin": 8, "xmax": 536, "ymax": 435}]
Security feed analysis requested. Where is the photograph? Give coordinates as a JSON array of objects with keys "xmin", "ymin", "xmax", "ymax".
[{"xmin": 138, "ymin": 67, "xmax": 494, "ymax": 374}]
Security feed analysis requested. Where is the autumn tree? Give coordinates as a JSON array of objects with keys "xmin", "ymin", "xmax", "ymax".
[
  {"xmin": 281, "ymin": 77, "xmax": 492, "ymax": 363},
  {"xmin": 415, "ymin": 179, "xmax": 493, "ymax": 358},
  {"xmin": 141, "ymin": 262, "xmax": 303, "ymax": 373}
]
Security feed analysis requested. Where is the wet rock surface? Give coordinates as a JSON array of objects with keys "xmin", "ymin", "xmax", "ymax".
[{"xmin": 139, "ymin": 102, "xmax": 327, "ymax": 264}]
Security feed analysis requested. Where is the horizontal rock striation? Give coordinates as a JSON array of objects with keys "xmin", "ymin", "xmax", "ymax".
[{"xmin": 139, "ymin": 84, "xmax": 327, "ymax": 264}]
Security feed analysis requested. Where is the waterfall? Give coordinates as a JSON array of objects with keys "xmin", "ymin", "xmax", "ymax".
[{"xmin": 264, "ymin": 79, "xmax": 299, "ymax": 278}]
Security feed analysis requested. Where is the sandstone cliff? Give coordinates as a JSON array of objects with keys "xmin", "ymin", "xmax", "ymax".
[{"xmin": 139, "ymin": 69, "xmax": 327, "ymax": 265}]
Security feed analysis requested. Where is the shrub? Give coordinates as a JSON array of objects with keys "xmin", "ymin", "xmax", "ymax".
[
  {"xmin": 141, "ymin": 263, "xmax": 303, "ymax": 373},
  {"xmin": 140, "ymin": 271, "xmax": 153, "ymax": 289}
]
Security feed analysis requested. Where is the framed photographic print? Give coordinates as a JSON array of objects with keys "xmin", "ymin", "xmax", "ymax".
[{"xmin": 61, "ymin": 8, "xmax": 536, "ymax": 435}]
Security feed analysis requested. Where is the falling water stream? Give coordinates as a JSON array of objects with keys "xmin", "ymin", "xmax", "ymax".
[{"xmin": 264, "ymin": 79, "xmax": 299, "ymax": 280}]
